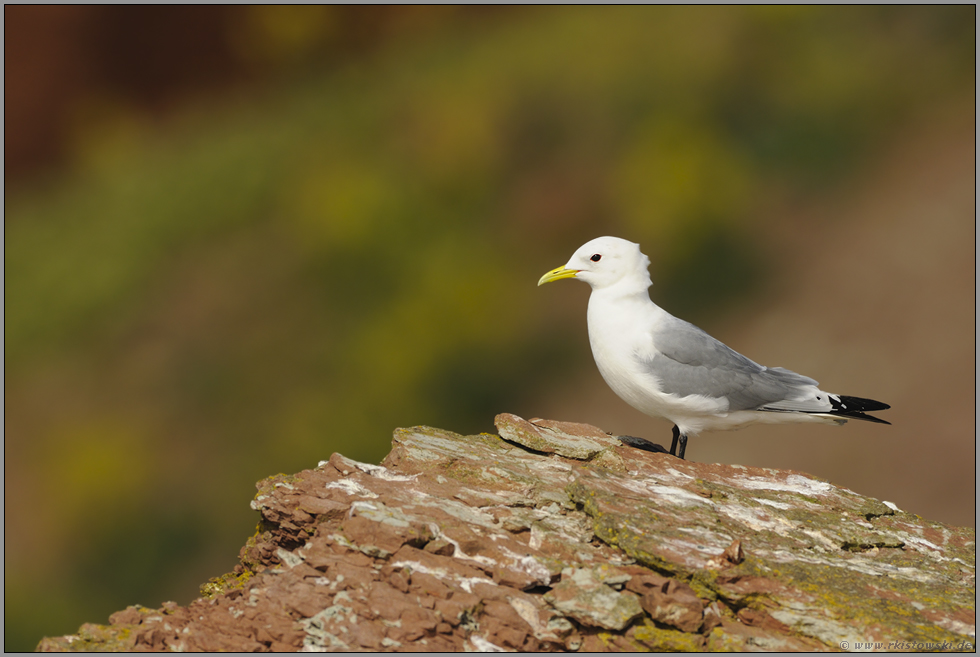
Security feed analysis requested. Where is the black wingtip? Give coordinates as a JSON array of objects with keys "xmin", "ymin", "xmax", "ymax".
[
  {"xmin": 838, "ymin": 395, "xmax": 890, "ymax": 412},
  {"xmin": 832, "ymin": 396, "xmax": 891, "ymax": 424},
  {"xmin": 845, "ymin": 412, "xmax": 891, "ymax": 426}
]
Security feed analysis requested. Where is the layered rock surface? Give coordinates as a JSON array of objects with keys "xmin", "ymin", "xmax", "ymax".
[{"xmin": 38, "ymin": 414, "xmax": 976, "ymax": 652}]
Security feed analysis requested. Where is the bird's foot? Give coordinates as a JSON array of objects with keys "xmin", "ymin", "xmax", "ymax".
[{"xmin": 617, "ymin": 435, "xmax": 668, "ymax": 454}]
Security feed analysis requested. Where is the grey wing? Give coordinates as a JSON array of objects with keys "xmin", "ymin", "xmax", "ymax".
[{"xmin": 643, "ymin": 317, "xmax": 820, "ymax": 412}]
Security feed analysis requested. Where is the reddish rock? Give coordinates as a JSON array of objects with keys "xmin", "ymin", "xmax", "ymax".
[
  {"xmin": 37, "ymin": 416, "xmax": 976, "ymax": 653},
  {"xmin": 638, "ymin": 579, "xmax": 704, "ymax": 633}
]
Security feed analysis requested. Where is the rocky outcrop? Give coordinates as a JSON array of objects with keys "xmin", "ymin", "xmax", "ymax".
[{"xmin": 38, "ymin": 414, "xmax": 975, "ymax": 652}]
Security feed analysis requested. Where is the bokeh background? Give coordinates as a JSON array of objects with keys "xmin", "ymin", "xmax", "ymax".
[{"xmin": 4, "ymin": 6, "xmax": 975, "ymax": 651}]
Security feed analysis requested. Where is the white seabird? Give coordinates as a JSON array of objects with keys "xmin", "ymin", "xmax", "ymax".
[{"xmin": 538, "ymin": 236, "xmax": 890, "ymax": 460}]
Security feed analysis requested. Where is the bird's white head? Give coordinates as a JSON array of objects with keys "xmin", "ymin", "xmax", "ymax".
[{"xmin": 538, "ymin": 236, "xmax": 652, "ymax": 292}]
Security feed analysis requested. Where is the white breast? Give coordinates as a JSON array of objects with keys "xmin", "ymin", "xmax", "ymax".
[{"xmin": 585, "ymin": 290, "xmax": 729, "ymax": 426}]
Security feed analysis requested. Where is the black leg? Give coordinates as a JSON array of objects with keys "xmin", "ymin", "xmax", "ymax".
[
  {"xmin": 670, "ymin": 425, "xmax": 680, "ymax": 456},
  {"xmin": 676, "ymin": 433, "xmax": 687, "ymax": 460}
]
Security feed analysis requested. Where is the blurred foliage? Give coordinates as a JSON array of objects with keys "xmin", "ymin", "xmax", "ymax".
[{"xmin": 4, "ymin": 5, "xmax": 973, "ymax": 651}]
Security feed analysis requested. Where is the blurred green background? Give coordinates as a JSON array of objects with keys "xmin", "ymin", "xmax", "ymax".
[{"xmin": 4, "ymin": 6, "xmax": 975, "ymax": 651}]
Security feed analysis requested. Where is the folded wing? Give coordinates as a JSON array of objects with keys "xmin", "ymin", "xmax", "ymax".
[{"xmin": 643, "ymin": 317, "xmax": 828, "ymax": 413}]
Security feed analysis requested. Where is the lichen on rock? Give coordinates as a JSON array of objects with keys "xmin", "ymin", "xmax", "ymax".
[{"xmin": 38, "ymin": 414, "xmax": 976, "ymax": 652}]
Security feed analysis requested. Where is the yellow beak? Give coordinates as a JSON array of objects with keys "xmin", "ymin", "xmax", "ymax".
[{"xmin": 537, "ymin": 265, "xmax": 579, "ymax": 286}]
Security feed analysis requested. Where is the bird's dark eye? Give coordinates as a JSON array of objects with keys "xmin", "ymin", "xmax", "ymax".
[{"xmin": 590, "ymin": 253, "xmax": 602, "ymax": 262}]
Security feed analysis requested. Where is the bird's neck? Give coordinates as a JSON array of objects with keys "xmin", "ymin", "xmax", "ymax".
[
  {"xmin": 586, "ymin": 279, "xmax": 662, "ymax": 328},
  {"xmin": 585, "ymin": 282, "xmax": 664, "ymax": 376},
  {"xmin": 591, "ymin": 274, "xmax": 655, "ymax": 304}
]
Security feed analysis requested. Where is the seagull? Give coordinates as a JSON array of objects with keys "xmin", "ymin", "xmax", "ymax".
[{"xmin": 538, "ymin": 236, "xmax": 889, "ymax": 460}]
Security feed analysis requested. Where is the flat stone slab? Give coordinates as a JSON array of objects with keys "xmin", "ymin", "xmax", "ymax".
[{"xmin": 495, "ymin": 412, "xmax": 621, "ymax": 460}]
